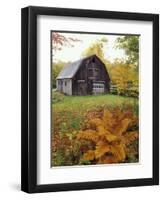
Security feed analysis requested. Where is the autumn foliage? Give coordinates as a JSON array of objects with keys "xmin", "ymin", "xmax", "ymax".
[
  {"xmin": 77, "ymin": 108, "xmax": 138, "ymax": 164},
  {"xmin": 52, "ymin": 106, "xmax": 139, "ymax": 166},
  {"xmin": 52, "ymin": 32, "xmax": 81, "ymax": 51}
]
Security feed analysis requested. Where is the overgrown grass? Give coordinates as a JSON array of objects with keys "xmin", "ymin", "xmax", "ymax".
[
  {"xmin": 52, "ymin": 91, "xmax": 138, "ymax": 114},
  {"xmin": 52, "ymin": 92, "xmax": 138, "ymax": 133}
]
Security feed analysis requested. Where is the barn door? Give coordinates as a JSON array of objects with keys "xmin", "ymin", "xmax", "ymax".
[{"xmin": 77, "ymin": 82, "xmax": 87, "ymax": 95}]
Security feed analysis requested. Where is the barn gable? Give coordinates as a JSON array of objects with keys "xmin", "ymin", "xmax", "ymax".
[{"xmin": 56, "ymin": 55, "xmax": 109, "ymax": 79}]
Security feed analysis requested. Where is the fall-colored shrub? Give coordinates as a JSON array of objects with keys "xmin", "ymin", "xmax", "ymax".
[{"xmin": 76, "ymin": 108, "xmax": 139, "ymax": 164}]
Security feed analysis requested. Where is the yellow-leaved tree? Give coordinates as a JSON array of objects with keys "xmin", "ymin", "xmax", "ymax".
[{"xmin": 109, "ymin": 60, "xmax": 138, "ymax": 97}]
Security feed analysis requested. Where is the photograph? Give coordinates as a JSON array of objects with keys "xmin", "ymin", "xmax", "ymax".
[{"xmin": 51, "ymin": 31, "xmax": 139, "ymax": 167}]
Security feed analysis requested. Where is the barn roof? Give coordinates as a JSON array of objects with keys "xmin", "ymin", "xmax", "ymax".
[
  {"xmin": 56, "ymin": 58, "xmax": 83, "ymax": 79},
  {"xmin": 56, "ymin": 54, "xmax": 100, "ymax": 79}
]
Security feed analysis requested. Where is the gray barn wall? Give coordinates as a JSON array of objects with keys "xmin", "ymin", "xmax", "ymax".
[
  {"xmin": 63, "ymin": 79, "xmax": 72, "ymax": 95},
  {"xmin": 56, "ymin": 79, "xmax": 72, "ymax": 95},
  {"xmin": 56, "ymin": 80, "xmax": 61, "ymax": 91}
]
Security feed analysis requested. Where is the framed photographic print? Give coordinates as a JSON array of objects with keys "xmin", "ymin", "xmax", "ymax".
[{"xmin": 21, "ymin": 6, "xmax": 159, "ymax": 193}]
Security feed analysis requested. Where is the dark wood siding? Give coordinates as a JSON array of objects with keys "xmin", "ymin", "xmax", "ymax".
[{"xmin": 72, "ymin": 55, "xmax": 110, "ymax": 95}]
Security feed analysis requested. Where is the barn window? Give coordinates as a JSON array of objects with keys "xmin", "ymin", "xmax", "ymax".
[
  {"xmin": 78, "ymin": 80, "xmax": 85, "ymax": 83},
  {"xmin": 93, "ymin": 83, "xmax": 104, "ymax": 94},
  {"xmin": 88, "ymin": 68, "xmax": 99, "ymax": 77},
  {"xmin": 65, "ymin": 81, "xmax": 67, "ymax": 86}
]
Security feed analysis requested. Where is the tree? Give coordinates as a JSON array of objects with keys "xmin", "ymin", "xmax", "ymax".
[
  {"xmin": 82, "ymin": 38, "xmax": 108, "ymax": 63},
  {"xmin": 52, "ymin": 32, "xmax": 81, "ymax": 51},
  {"xmin": 115, "ymin": 36, "xmax": 139, "ymax": 69},
  {"xmin": 51, "ymin": 32, "xmax": 81, "ymax": 87},
  {"xmin": 52, "ymin": 61, "xmax": 70, "ymax": 88},
  {"xmin": 82, "ymin": 37, "xmax": 112, "ymax": 73},
  {"xmin": 109, "ymin": 60, "xmax": 138, "ymax": 97}
]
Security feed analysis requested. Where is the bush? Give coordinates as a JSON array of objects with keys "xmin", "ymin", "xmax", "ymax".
[
  {"xmin": 76, "ymin": 108, "xmax": 139, "ymax": 165},
  {"xmin": 52, "ymin": 91, "xmax": 65, "ymax": 104}
]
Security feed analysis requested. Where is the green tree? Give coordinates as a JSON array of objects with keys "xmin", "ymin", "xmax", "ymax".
[
  {"xmin": 52, "ymin": 61, "xmax": 70, "ymax": 88},
  {"xmin": 115, "ymin": 36, "xmax": 139, "ymax": 68}
]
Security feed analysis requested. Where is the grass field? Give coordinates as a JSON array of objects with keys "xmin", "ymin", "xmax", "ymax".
[
  {"xmin": 51, "ymin": 92, "xmax": 139, "ymax": 166},
  {"xmin": 52, "ymin": 91, "xmax": 138, "ymax": 113}
]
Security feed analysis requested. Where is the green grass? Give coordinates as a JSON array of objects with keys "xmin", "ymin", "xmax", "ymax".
[
  {"xmin": 52, "ymin": 91, "xmax": 138, "ymax": 113},
  {"xmin": 52, "ymin": 92, "xmax": 138, "ymax": 134}
]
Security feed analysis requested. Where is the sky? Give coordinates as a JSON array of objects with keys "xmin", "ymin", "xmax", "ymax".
[{"xmin": 52, "ymin": 32, "xmax": 126, "ymax": 63}]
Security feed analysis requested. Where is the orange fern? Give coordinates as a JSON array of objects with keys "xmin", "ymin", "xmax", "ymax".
[{"xmin": 76, "ymin": 108, "xmax": 139, "ymax": 164}]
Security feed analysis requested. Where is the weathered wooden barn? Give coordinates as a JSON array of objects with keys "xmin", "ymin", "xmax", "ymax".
[{"xmin": 56, "ymin": 54, "xmax": 110, "ymax": 95}]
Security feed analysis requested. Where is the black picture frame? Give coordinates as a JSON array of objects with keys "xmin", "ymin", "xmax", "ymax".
[{"xmin": 21, "ymin": 6, "xmax": 159, "ymax": 193}]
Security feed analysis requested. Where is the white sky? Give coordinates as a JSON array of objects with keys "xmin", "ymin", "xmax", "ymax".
[{"xmin": 52, "ymin": 32, "xmax": 126, "ymax": 63}]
